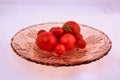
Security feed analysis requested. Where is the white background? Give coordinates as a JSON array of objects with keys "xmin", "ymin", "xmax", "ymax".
[{"xmin": 0, "ymin": 0, "xmax": 120, "ymax": 80}]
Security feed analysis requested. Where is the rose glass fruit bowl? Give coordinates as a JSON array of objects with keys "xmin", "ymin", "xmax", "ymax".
[{"xmin": 11, "ymin": 22, "xmax": 112, "ymax": 67}]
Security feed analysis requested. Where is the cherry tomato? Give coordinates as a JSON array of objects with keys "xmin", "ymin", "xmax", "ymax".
[
  {"xmin": 55, "ymin": 44, "xmax": 66, "ymax": 55},
  {"xmin": 59, "ymin": 33, "xmax": 76, "ymax": 51},
  {"xmin": 63, "ymin": 21, "xmax": 80, "ymax": 35},
  {"xmin": 77, "ymin": 39, "xmax": 86, "ymax": 49},
  {"xmin": 36, "ymin": 32, "xmax": 58, "ymax": 52},
  {"xmin": 37, "ymin": 30, "xmax": 46, "ymax": 36},
  {"xmin": 49, "ymin": 27, "xmax": 64, "ymax": 37},
  {"xmin": 75, "ymin": 34, "xmax": 83, "ymax": 40}
]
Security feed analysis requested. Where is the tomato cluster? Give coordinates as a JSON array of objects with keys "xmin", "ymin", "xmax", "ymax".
[{"xmin": 36, "ymin": 21, "xmax": 86, "ymax": 55}]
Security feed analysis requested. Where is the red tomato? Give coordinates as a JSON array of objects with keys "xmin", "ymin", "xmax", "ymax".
[
  {"xmin": 63, "ymin": 21, "xmax": 80, "ymax": 35},
  {"xmin": 77, "ymin": 39, "xmax": 86, "ymax": 49},
  {"xmin": 37, "ymin": 30, "xmax": 46, "ymax": 36},
  {"xmin": 36, "ymin": 32, "xmax": 58, "ymax": 52},
  {"xmin": 55, "ymin": 44, "xmax": 66, "ymax": 55},
  {"xmin": 75, "ymin": 34, "xmax": 83, "ymax": 40},
  {"xmin": 59, "ymin": 33, "xmax": 76, "ymax": 51},
  {"xmin": 49, "ymin": 27, "xmax": 64, "ymax": 37}
]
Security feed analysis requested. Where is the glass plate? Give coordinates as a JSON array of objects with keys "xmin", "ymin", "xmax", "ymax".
[{"xmin": 11, "ymin": 22, "xmax": 112, "ymax": 67}]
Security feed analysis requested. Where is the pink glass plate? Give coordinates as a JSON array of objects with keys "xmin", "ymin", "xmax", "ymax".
[{"xmin": 11, "ymin": 22, "xmax": 112, "ymax": 67}]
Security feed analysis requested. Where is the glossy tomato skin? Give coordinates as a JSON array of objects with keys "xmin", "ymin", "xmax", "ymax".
[
  {"xmin": 75, "ymin": 34, "xmax": 83, "ymax": 40},
  {"xmin": 37, "ymin": 30, "xmax": 46, "ymax": 36},
  {"xmin": 63, "ymin": 21, "xmax": 80, "ymax": 35},
  {"xmin": 49, "ymin": 27, "xmax": 64, "ymax": 37},
  {"xmin": 77, "ymin": 39, "xmax": 86, "ymax": 49},
  {"xmin": 55, "ymin": 44, "xmax": 66, "ymax": 55},
  {"xmin": 36, "ymin": 32, "xmax": 58, "ymax": 52},
  {"xmin": 59, "ymin": 33, "xmax": 76, "ymax": 51}
]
